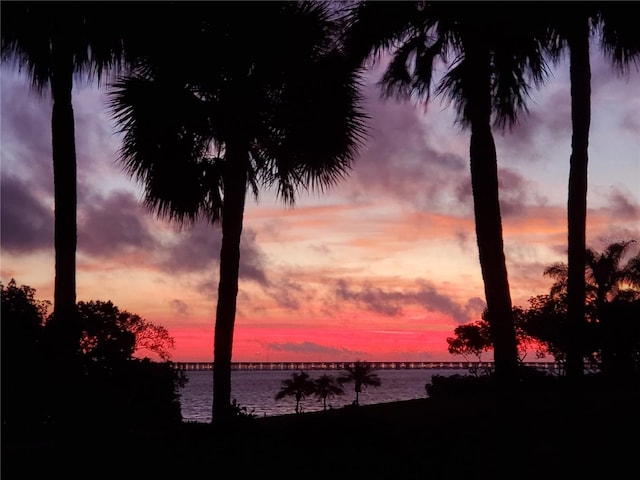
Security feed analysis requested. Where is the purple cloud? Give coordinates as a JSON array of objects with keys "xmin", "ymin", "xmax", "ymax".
[
  {"xmin": 345, "ymin": 82, "xmax": 469, "ymax": 214},
  {"xmin": 157, "ymin": 220, "xmax": 268, "ymax": 283},
  {"xmin": 169, "ymin": 299, "xmax": 189, "ymax": 317},
  {"xmin": 267, "ymin": 341, "xmax": 359, "ymax": 357},
  {"xmin": 0, "ymin": 71, "xmax": 53, "ymax": 189},
  {"xmin": 0, "ymin": 173, "xmax": 53, "ymax": 252},
  {"xmin": 265, "ymin": 277, "xmax": 306, "ymax": 310},
  {"xmin": 335, "ymin": 278, "xmax": 475, "ymax": 323},
  {"xmin": 79, "ymin": 190, "xmax": 157, "ymax": 257},
  {"xmin": 606, "ymin": 187, "xmax": 640, "ymax": 220}
]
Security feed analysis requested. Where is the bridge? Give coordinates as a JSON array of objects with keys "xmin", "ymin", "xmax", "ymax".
[{"xmin": 173, "ymin": 361, "xmax": 560, "ymax": 372}]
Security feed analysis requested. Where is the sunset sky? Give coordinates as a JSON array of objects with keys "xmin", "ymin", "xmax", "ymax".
[{"xmin": 1, "ymin": 41, "xmax": 639, "ymax": 363}]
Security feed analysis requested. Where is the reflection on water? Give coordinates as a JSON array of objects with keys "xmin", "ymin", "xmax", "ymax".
[{"xmin": 180, "ymin": 369, "xmax": 460, "ymax": 422}]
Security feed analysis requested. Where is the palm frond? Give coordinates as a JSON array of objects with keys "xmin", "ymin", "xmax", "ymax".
[
  {"xmin": 620, "ymin": 253, "xmax": 640, "ymax": 289},
  {"xmin": 108, "ymin": 0, "xmax": 369, "ymax": 221},
  {"xmin": 339, "ymin": 0, "xmax": 424, "ymax": 68},
  {"xmin": 1, "ymin": 2, "xmax": 136, "ymax": 91},
  {"xmin": 597, "ymin": 3, "xmax": 640, "ymax": 75},
  {"xmin": 109, "ymin": 75, "xmax": 222, "ymax": 225}
]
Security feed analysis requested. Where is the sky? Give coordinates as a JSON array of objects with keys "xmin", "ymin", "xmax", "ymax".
[{"xmin": 1, "ymin": 42, "xmax": 639, "ymax": 363}]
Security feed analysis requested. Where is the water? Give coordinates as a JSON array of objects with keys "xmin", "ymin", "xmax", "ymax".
[{"xmin": 180, "ymin": 369, "xmax": 461, "ymax": 422}]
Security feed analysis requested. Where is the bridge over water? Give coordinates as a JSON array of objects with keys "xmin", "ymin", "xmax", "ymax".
[{"xmin": 173, "ymin": 361, "xmax": 559, "ymax": 372}]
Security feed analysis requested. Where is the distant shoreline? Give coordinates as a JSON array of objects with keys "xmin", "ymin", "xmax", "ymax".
[{"xmin": 172, "ymin": 360, "xmax": 560, "ymax": 371}]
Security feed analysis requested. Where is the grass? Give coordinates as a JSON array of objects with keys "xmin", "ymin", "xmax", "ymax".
[{"xmin": 3, "ymin": 383, "xmax": 638, "ymax": 479}]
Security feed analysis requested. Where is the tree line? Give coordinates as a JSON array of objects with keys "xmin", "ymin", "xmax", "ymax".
[
  {"xmin": 2, "ymin": 1, "xmax": 638, "ymax": 427},
  {"xmin": 0, "ymin": 279, "xmax": 186, "ymax": 430},
  {"xmin": 447, "ymin": 240, "xmax": 640, "ymax": 378}
]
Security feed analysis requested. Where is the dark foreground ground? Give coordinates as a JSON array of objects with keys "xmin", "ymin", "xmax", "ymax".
[{"xmin": 3, "ymin": 386, "xmax": 639, "ymax": 480}]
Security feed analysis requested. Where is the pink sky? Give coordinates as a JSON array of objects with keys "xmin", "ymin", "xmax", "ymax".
[{"xmin": 1, "ymin": 45, "xmax": 639, "ymax": 362}]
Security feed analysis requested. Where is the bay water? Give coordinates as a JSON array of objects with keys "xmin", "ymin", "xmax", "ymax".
[{"xmin": 180, "ymin": 368, "xmax": 461, "ymax": 422}]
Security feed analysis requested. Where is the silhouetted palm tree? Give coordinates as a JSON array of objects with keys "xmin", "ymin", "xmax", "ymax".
[
  {"xmin": 338, "ymin": 360, "xmax": 381, "ymax": 406},
  {"xmin": 543, "ymin": 3, "xmax": 640, "ymax": 380},
  {"xmin": 0, "ymin": 2, "xmax": 143, "ymax": 425},
  {"xmin": 342, "ymin": 1, "xmax": 549, "ymax": 387},
  {"xmin": 586, "ymin": 241, "xmax": 640, "ymax": 308},
  {"xmin": 545, "ymin": 240, "xmax": 640, "ymax": 373},
  {"xmin": 275, "ymin": 371, "xmax": 317, "ymax": 414},
  {"xmin": 109, "ymin": 2, "xmax": 367, "ymax": 426},
  {"xmin": 0, "ymin": 2, "xmax": 133, "ymax": 348},
  {"xmin": 545, "ymin": 241, "xmax": 640, "ymax": 308},
  {"xmin": 313, "ymin": 374, "xmax": 345, "ymax": 410}
]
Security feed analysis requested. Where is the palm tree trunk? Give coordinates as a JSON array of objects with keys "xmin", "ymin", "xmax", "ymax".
[
  {"xmin": 48, "ymin": 33, "xmax": 81, "ymax": 426},
  {"xmin": 212, "ymin": 143, "xmax": 248, "ymax": 426},
  {"xmin": 467, "ymin": 46, "xmax": 519, "ymax": 388},
  {"xmin": 565, "ymin": 18, "xmax": 591, "ymax": 382},
  {"xmin": 50, "ymin": 35, "xmax": 78, "ymax": 339}
]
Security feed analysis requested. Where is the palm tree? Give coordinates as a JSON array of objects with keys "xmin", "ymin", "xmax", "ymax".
[
  {"xmin": 275, "ymin": 371, "xmax": 317, "ymax": 414},
  {"xmin": 0, "ymin": 2, "xmax": 140, "ymax": 424},
  {"xmin": 338, "ymin": 360, "xmax": 381, "ymax": 406},
  {"xmin": 543, "ymin": 3, "xmax": 640, "ymax": 381},
  {"xmin": 546, "ymin": 241, "xmax": 640, "ymax": 305},
  {"xmin": 313, "ymin": 374, "xmax": 345, "ymax": 410},
  {"xmin": 109, "ymin": 2, "xmax": 367, "ymax": 426},
  {"xmin": 585, "ymin": 241, "xmax": 640, "ymax": 309},
  {"xmin": 1, "ymin": 2, "xmax": 120, "ymax": 346},
  {"xmin": 545, "ymin": 240, "xmax": 640, "ymax": 372},
  {"xmin": 585, "ymin": 241, "xmax": 640, "ymax": 374},
  {"xmin": 342, "ymin": 2, "xmax": 549, "ymax": 387},
  {"xmin": 545, "ymin": 241, "xmax": 640, "ymax": 315}
]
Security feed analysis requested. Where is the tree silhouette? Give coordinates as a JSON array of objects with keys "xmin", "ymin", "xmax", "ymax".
[
  {"xmin": 519, "ymin": 293, "xmax": 572, "ymax": 366},
  {"xmin": 544, "ymin": 240, "xmax": 640, "ymax": 374},
  {"xmin": 275, "ymin": 371, "xmax": 317, "ymax": 414},
  {"xmin": 0, "ymin": 2, "xmax": 134, "ymax": 351},
  {"xmin": 544, "ymin": 241, "xmax": 640, "ymax": 307},
  {"xmin": 543, "ymin": 3, "xmax": 640, "ymax": 380},
  {"xmin": 1, "ymin": 279, "xmax": 49, "ymax": 426},
  {"xmin": 338, "ymin": 360, "xmax": 381, "ymax": 406},
  {"xmin": 0, "ymin": 5, "xmax": 149, "ymax": 424},
  {"xmin": 447, "ymin": 320, "xmax": 492, "ymax": 363},
  {"xmin": 0, "ymin": 279, "xmax": 184, "ymax": 428},
  {"xmin": 77, "ymin": 300, "xmax": 175, "ymax": 364},
  {"xmin": 313, "ymin": 374, "xmax": 345, "ymax": 410},
  {"xmin": 342, "ymin": 1, "xmax": 550, "ymax": 388},
  {"xmin": 109, "ymin": 2, "xmax": 367, "ymax": 426}
]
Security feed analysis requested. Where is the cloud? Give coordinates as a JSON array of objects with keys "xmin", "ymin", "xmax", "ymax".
[
  {"xmin": 238, "ymin": 229, "xmax": 268, "ymax": 285},
  {"xmin": 454, "ymin": 166, "xmax": 548, "ymax": 218},
  {"xmin": 346, "ymin": 79, "xmax": 557, "ymax": 223},
  {"xmin": 336, "ymin": 278, "xmax": 402, "ymax": 316},
  {"xmin": 79, "ymin": 190, "xmax": 157, "ymax": 257},
  {"xmin": 267, "ymin": 341, "xmax": 358, "ymax": 357},
  {"xmin": 344, "ymin": 81, "xmax": 469, "ymax": 214},
  {"xmin": 264, "ymin": 277, "xmax": 305, "ymax": 310},
  {"xmin": 498, "ymin": 167, "xmax": 544, "ymax": 217},
  {"xmin": 169, "ymin": 299, "xmax": 189, "ymax": 317},
  {"xmin": 334, "ymin": 278, "xmax": 476, "ymax": 323},
  {"xmin": 605, "ymin": 187, "xmax": 640, "ymax": 220},
  {"xmin": 465, "ymin": 297, "xmax": 486, "ymax": 317},
  {"xmin": 0, "ymin": 70, "xmax": 53, "ymax": 189},
  {"xmin": 0, "ymin": 173, "xmax": 53, "ymax": 252},
  {"xmin": 590, "ymin": 47, "xmax": 639, "ymax": 92},
  {"xmin": 415, "ymin": 280, "xmax": 479, "ymax": 324},
  {"xmin": 156, "ymin": 220, "xmax": 268, "ymax": 285},
  {"xmin": 619, "ymin": 108, "xmax": 640, "ymax": 136}
]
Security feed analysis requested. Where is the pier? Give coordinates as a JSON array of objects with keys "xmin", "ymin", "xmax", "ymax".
[{"xmin": 173, "ymin": 361, "xmax": 559, "ymax": 373}]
